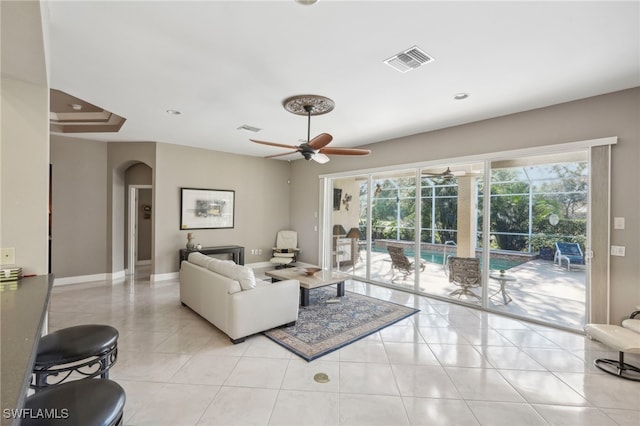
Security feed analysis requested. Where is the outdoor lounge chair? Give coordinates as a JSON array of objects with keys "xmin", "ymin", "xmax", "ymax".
[
  {"xmin": 448, "ymin": 256, "xmax": 482, "ymax": 300},
  {"xmin": 386, "ymin": 245, "xmax": 426, "ymax": 283},
  {"xmin": 554, "ymin": 242, "xmax": 584, "ymax": 271}
]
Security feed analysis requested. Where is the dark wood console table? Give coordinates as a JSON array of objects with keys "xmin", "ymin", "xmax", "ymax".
[{"xmin": 179, "ymin": 245, "xmax": 245, "ymax": 266}]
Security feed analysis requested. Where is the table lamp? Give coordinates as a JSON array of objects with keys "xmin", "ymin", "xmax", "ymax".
[
  {"xmin": 346, "ymin": 227, "xmax": 363, "ymax": 240},
  {"xmin": 332, "ymin": 224, "xmax": 347, "ymax": 236}
]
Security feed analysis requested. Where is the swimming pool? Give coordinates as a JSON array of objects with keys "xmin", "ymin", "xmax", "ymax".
[{"xmin": 374, "ymin": 247, "xmax": 525, "ymax": 271}]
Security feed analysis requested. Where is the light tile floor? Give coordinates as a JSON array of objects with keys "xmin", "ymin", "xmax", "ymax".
[{"xmin": 47, "ymin": 267, "xmax": 640, "ymax": 426}]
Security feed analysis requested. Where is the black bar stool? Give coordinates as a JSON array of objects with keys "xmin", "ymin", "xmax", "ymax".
[
  {"xmin": 22, "ymin": 379, "xmax": 125, "ymax": 426},
  {"xmin": 31, "ymin": 324, "xmax": 119, "ymax": 391}
]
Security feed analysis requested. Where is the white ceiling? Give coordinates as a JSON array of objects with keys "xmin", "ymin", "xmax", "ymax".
[{"xmin": 46, "ymin": 1, "xmax": 640, "ymax": 160}]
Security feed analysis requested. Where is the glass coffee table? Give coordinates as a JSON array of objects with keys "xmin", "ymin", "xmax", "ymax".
[{"xmin": 265, "ymin": 267, "xmax": 350, "ymax": 306}]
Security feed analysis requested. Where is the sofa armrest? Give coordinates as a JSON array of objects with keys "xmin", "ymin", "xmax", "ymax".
[{"xmin": 227, "ymin": 279, "xmax": 299, "ymax": 339}]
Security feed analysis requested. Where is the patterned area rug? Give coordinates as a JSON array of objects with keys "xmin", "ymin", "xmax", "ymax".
[{"xmin": 263, "ymin": 286, "xmax": 419, "ymax": 361}]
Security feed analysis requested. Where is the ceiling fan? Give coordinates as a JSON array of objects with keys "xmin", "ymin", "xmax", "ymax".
[
  {"xmin": 422, "ymin": 166, "xmax": 483, "ymax": 179},
  {"xmin": 250, "ymin": 95, "xmax": 371, "ymax": 164}
]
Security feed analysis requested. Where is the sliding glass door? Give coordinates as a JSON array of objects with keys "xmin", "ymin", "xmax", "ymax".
[
  {"xmin": 417, "ymin": 163, "xmax": 484, "ymax": 306},
  {"xmin": 325, "ymin": 148, "xmax": 596, "ymax": 331},
  {"xmin": 368, "ymin": 171, "xmax": 417, "ymax": 291},
  {"xmin": 486, "ymin": 153, "xmax": 588, "ymax": 328}
]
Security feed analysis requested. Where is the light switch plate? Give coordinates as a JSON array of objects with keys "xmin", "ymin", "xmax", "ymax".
[
  {"xmin": 614, "ymin": 217, "xmax": 625, "ymax": 230},
  {"xmin": 610, "ymin": 245, "xmax": 626, "ymax": 256},
  {"xmin": 1, "ymin": 248, "xmax": 15, "ymax": 265}
]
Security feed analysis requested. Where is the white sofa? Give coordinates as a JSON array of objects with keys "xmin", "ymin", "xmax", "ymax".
[{"xmin": 179, "ymin": 252, "xmax": 299, "ymax": 343}]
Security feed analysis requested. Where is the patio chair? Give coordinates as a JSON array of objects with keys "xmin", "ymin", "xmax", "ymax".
[
  {"xmin": 554, "ymin": 242, "xmax": 584, "ymax": 271},
  {"xmin": 270, "ymin": 230, "xmax": 299, "ymax": 269},
  {"xmin": 448, "ymin": 256, "xmax": 481, "ymax": 300},
  {"xmin": 386, "ymin": 245, "xmax": 426, "ymax": 283}
]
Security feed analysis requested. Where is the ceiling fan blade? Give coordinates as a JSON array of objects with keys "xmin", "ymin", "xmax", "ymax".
[
  {"xmin": 319, "ymin": 147, "xmax": 371, "ymax": 156},
  {"xmin": 307, "ymin": 133, "xmax": 333, "ymax": 150},
  {"xmin": 422, "ymin": 167, "xmax": 452, "ymax": 176},
  {"xmin": 264, "ymin": 150, "xmax": 299, "ymax": 159},
  {"xmin": 422, "ymin": 167, "xmax": 483, "ymax": 178},
  {"xmin": 250, "ymin": 139, "xmax": 298, "ymax": 150},
  {"xmin": 311, "ymin": 153, "xmax": 330, "ymax": 164}
]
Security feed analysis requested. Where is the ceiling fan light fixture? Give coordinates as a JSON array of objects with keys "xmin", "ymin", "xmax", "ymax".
[{"xmin": 251, "ymin": 94, "xmax": 370, "ymax": 163}]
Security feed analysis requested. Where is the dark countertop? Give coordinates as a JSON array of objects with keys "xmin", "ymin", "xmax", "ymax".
[{"xmin": 1, "ymin": 275, "xmax": 54, "ymax": 426}]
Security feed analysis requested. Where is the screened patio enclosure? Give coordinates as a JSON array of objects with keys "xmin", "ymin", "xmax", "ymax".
[{"xmin": 327, "ymin": 150, "xmax": 591, "ymax": 331}]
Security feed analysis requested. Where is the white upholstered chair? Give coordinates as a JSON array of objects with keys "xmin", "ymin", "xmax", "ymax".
[{"xmin": 270, "ymin": 230, "xmax": 299, "ymax": 268}]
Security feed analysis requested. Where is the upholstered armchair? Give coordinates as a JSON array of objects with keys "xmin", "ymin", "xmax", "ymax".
[{"xmin": 270, "ymin": 230, "xmax": 299, "ymax": 268}]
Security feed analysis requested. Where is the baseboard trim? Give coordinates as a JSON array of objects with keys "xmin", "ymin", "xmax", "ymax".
[
  {"xmin": 151, "ymin": 272, "xmax": 179, "ymax": 283},
  {"xmin": 53, "ymin": 270, "xmax": 126, "ymax": 286}
]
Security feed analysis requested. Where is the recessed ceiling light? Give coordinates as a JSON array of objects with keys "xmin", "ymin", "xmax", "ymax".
[
  {"xmin": 454, "ymin": 93, "xmax": 469, "ymax": 100},
  {"xmin": 295, "ymin": 0, "xmax": 319, "ymax": 5},
  {"xmin": 166, "ymin": 109, "xmax": 181, "ymax": 115}
]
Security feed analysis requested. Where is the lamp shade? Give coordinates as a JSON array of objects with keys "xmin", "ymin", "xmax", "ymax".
[
  {"xmin": 332, "ymin": 224, "xmax": 347, "ymax": 236},
  {"xmin": 346, "ymin": 227, "xmax": 363, "ymax": 239}
]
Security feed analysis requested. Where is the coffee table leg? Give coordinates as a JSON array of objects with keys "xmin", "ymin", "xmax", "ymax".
[
  {"xmin": 337, "ymin": 281, "xmax": 345, "ymax": 297},
  {"xmin": 300, "ymin": 288, "xmax": 310, "ymax": 307}
]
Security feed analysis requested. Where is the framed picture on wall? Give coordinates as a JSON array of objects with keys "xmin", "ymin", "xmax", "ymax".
[
  {"xmin": 180, "ymin": 188, "xmax": 235, "ymax": 230},
  {"xmin": 333, "ymin": 188, "xmax": 342, "ymax": 211}
]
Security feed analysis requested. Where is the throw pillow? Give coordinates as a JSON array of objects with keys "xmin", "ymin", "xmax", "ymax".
[{"xmin": 188, "ymin": 252, "xmax": 215, "ymax": 268}]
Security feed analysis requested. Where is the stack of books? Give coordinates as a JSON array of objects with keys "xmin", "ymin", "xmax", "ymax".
[
  {"xmin": 1, "ymin": 266, "xmax": 23, "ymax": 282},
  {"xmin": 0, "ymin": 267, "xmax": 22, "ymax": 292}
]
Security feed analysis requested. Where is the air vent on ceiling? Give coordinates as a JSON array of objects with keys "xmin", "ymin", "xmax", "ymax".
[
  {"xmin": 237, "ymin": 124, "xmax": 262, "ymax": 132},
  {"xmin": 384, "ymin": 46, "xmax": 434, "ymax": 73}
]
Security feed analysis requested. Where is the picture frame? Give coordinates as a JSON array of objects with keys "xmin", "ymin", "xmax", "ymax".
[
  {"xmin": 333, "ymin": 188, "xmax": 342, "ymax": 211},
  {"xmin": 180, "ymin": 188, "xmax": 235, "ymax": 230}
]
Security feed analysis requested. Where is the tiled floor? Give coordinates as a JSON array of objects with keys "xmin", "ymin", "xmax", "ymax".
[
  {"xmin": 47, "ymin": 267, "xmax": 639, "ymax": 426},
  {"xmin": 344, "ymin": 251, "xmax": 587, "ymax": 330}
]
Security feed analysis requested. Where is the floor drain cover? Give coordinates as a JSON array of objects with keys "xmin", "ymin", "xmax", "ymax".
[{"xmin": 314, "ymin": 372, "xmax": 330, "ymax": 383}]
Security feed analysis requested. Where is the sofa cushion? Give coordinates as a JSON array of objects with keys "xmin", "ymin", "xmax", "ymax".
[
  {"xmin": 207, "ymin": 261, "xmax": 256, "ymax": 290},
  {"xmin": 188, "ymin": 252, "xmax": 236, "ymax": 268},
  {"xmin": 254, "ymin": 279, "xmax": 271, "ymax": 288},
  {"xmin": 188, "ymin": 252, "xmax": 215, "ymax": 268}
]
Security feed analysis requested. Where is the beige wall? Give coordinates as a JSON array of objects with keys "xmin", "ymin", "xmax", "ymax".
[
  {"xmin": 137, "ymin": 188, "xmax": 152, "ymax": 261},
  {"xmin": 0, "ymin": 78, "xmax": 50, "ymax": 276},
  {"xmin": 50, "ymin": 135, "xmax": 108, "ymax": 278},
  {"xmin": 290, "ymin": 88, "xmax": 640, "ymax": 324},
  {"xmin": 153, "ymin": 143, "xmax": 291, "ymax": 275},
  {"xmin": 49, "ymin": 140, "xmax": 291, "ymax": 278},
  {"xmin": 1, "ymin": 1, "xmax": 50, "ymax": 276}
]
